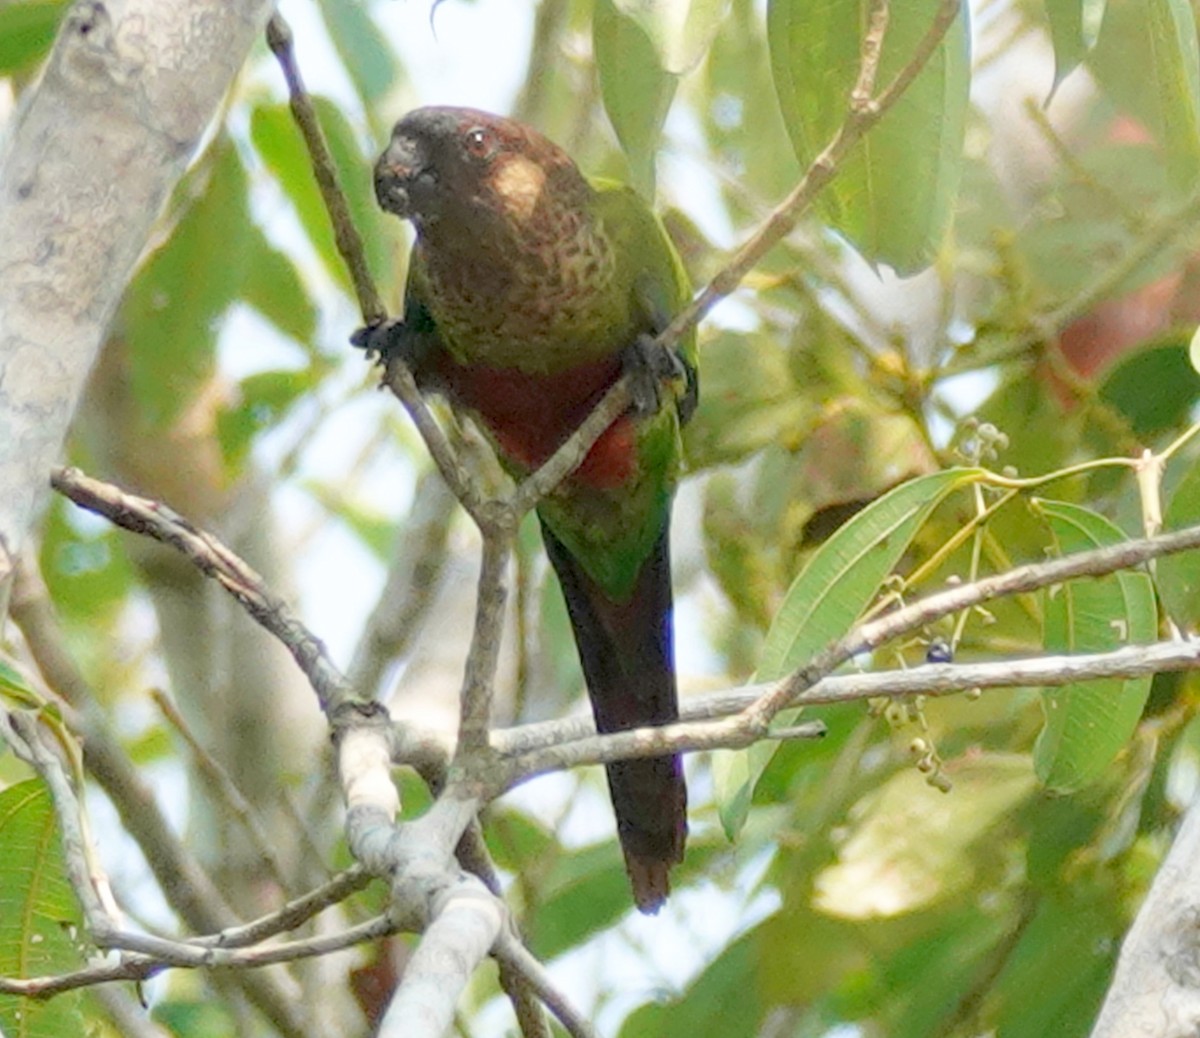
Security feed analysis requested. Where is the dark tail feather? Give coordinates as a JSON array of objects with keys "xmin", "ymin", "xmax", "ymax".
[{"xmin": 541, "ymin": 520, "xmax": 688, "ymax": 913}]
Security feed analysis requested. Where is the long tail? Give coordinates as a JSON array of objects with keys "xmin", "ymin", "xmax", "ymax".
[{"xmin": 541, "ymin": 520, "xmax": 687, "ymax": 913}]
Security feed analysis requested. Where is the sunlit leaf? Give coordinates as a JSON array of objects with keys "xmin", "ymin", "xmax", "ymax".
[
  {"xmin": 0, "ymin": 781, "xmax": 84, "ymax": 1038},
  {"xmin": 767, "ymin": 0, "xmax": 970, "ymax": 273},
  {"xmin": 217, "ymin": 367, "xmax": 325, "ymax": 470},
  {"xmin": 120, "ymin": 137, "xmax": 251, "ymax": 427},
  {"xmin": 1034, "ymin": 500, "xmax": 1158, "ymax": 792},
  {"xmin": 613, "ymin": 0, "xmax": 732, "ymax": 73},
  {"xmin": 251, "ymin": 98, "xmax": 398, "ymax": 296},
  {"xmin": 316, "ymin": 0, "xmax": 404, "ymax": 113},
  {"xmin": 814, "ymin": 754, "xmax": 1035, "ymax": 917},
  {"xmin": 1089, "ymin": 0, "xmax": 1200, "ymax": 192},
  {"xmin": 241, "ymin": 233, "xmax": 318, "ymax": 349},
  {"xmin": 1044, "ymin": 0, "xmax": 1108, "ymax": 99},
  {"xmin": 594, "ymin": 0, "xmax": 678, "ymax": 197},
  {"xmin": 714, "ymin": 468, "xmax": 983, "ymax": 837}
]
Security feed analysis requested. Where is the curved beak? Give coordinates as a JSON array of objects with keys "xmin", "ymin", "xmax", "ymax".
[{"xmin": 374, "ymin": 134, "xmax": 422, "ymax": 217}]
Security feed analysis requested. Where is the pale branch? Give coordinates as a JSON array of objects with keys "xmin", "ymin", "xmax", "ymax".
[
  {"xmin": 376, "ymin": 880, "xmax": 506, "ymax": 1038},
  {"xmin": 1, "ymin": 711, "xmax": 116, "ymax": 941},
  {"xmin": 494, "ymin": 933, "xmax": 601, "ymax": 1038},
  {"xmin": 750, "ymin": 522, "xmax": 1200, "ymax": 731},
  {"xmin": 658, "ymin": 0, "xmax": 962, "ymax": 351},
  {"xmin": 498, "ymin": 715, "xmax": 825, "ymax": 789},
  {"xmin": 0, "ymin": 914, "xmax": 399, "ymax": 1000},
  {"xmin": 50, "ymin": 466, "xmax": 356, "ymax": 716},
  {"xmin": 192, "ymin": 867, "xmax": 372, "ymax": 950},
  {"xmin": 380, "ymin": 353, "xmax": 489, "ymax": 519},
  {"xmin": 46, "ymin": 466, "xmax": 573, "ymax": 1036},
  {"xmin": 89, "ymin": 984, "xmax": 174, "ymax": 1038},
  {"xmin": 265, "ymin": 13, "xmax": 385, "ymax": 325},
  {"xmin": 0, "ymin": 0, "xmax": 274, "ymax": 570},
  {"xmin": 150, "ymin": 688, "xmax": 293, "ymax": 894},
  {"xmin": 455, "ymin": 535, "xmax": 513, "ymax": 759},
  {"xmin": 1090, "ymin": 789, "xmax": 1200, "ymax": 1038},
  {"xmin": 850, "ymin": 0, "xmax": 891, "ymax": 107},
  {"xmin": 106, "ymin": 915, "xmax": 396, "ymax": 970},
  {"xmin": 7, "ymin": 556, "xmax": 312, "ymax": 1036},
  {"xmin": 0, "ymin": 955, "xmax": 163, "ymax": 999},
  {"xmin": 347, "ymin": 471, "xmax": 457, "ymax": 698},
  {"xmin": 491, "ymin": 641, "xmax": 1200, "ymax": 784}
]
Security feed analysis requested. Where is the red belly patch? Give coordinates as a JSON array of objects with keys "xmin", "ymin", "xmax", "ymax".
[{"xmin": 436, "ymin": 354, "xmax": 636, "ymax": 490}]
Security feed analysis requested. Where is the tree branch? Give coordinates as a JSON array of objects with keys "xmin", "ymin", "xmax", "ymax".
[{"xmin": 658, "ymin": 0, "xmax": 962, "ymax": 351}]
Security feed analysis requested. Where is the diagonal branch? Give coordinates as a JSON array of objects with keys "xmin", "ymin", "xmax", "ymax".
[{"xmin": 658, "ymin": 0, "xmax": 962, "ymax": 351}]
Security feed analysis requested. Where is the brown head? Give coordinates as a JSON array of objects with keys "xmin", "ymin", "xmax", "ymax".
[{"xmin": 374, "ymin": 107, "xmax": 591, "ymax": 246}]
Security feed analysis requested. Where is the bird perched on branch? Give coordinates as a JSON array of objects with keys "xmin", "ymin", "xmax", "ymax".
[{"xmin": 356, "ymin": 106, "xmax": 698, "ymax": 913}]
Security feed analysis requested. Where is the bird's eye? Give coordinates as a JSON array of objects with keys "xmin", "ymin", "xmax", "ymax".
[{"xmin": 464, "ymin": 127, "xmax": 495, "ymax": 159}]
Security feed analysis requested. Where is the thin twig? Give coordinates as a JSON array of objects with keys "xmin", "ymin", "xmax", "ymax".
[
  {"xmin": 150, "ymin": 688, "xmax": 293, "ymax": 893},
  {"xmin": 455, "ymin": 534, "xmax": 513, "ymax": 759},
  {"xmin": 495, "ymin": 933, "xmax": 601, "ymax": 1038},
  {"xmin": 658, "ymin": 0, "xmax": 962, "ymax": 350},
  {"xmin": 495, "ymin": 640, "xmax": 1200, "ymax": 784},
  {"xmin": 754, "ymin": 523, "xmax": 1200, "ymax": 728},
  {"xmin": 265, "ymin": 13, "xmax": 385, "ymax": 324},
  {"xmin": 50, "ymin": 466, "xmax": 356, "ymax": 715}
]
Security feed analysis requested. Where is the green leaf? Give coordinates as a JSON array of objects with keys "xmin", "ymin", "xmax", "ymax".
[
  {"xmin": 39, "ymin": 498, "xmax": 135, "ymax": 628},
  {"xmin": 612, "ymin": 0, "xmax": 732, "ymax": 73},
  {"xmin": 0, "ymin": 781, "xmax": 84, "ymax": 1038},
  {"xmin": 768, "ymin": 0, "xmax": 971, "ymax": 273},
  {"xmin": 594, "ymin": 0, "xmax": 679, "ymax": 197},
  {"xmin": 1033, "ymin": 500, "xmax": 1158, "ymax": 792},
  {"xmin": 301, "ymin": 479, "xmax": 396, "ymax": 560},
  {"xmin": 217, "ymin": 367, "xmax": 325, "ymax": 471},
  {"xmin": 525, "ymin": 841, "xmax": 634, "ymax": 959},
  {"xmin": 814, "ymin": 754, "xmax": 1035, "ymax": 917},
  {"xmin": 619, "ymin": 927, "xmax": 763, "ymax": 1037},
  {"xmin": 1089, "ymin": 0, "xmax": 1200, "ymax": 193},
  {"xmin": 714, "ymin": 467, "xmax": 983, "ymax": 837},
  {"xmin": 1044, "ymin": 0, "xmax": 1107, "ymax": 98},
  {"xmin": 250, "ymin": 98, "xmax": 397, "ymax": 296},
  {"xmin": 241, "ymin": 230, "xmax": 318, "ymax": 349},
  {"xmin": 1159, "ymin": 456, "xmax": 1200, "ymax": 626},
  {"xmin": 315, "ymin": 0, "xmax": 404, "ymax": 113},
  {"xmin": 0, "ymin": 1, "xmax": 67, "ymax": 73},
  {"xmin": 1097, "ymin": 337, "xmax": 1199, "ymax": 439},
  {"xmin": 120, "ymin": 137, "xmax": 251, "ymax": 427},
  {"xmin": 685, "ymin": 328, "xmax": 814, "ymax": 469}
]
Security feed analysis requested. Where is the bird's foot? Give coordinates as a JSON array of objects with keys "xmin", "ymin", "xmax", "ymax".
[
  {"xmin": 622, "ymin": 334, "xmax": 688, "ymax": 419},
  {"xmin": 350, "ymin": 318, "xmax": 407, "ymax": 363}
]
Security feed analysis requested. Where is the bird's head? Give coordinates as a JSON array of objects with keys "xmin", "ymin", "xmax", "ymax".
[{"xmin": 374, "ymin": 107, "xmax": 589, "ymax": 238}]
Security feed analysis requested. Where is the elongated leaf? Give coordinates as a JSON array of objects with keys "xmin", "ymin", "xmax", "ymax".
[
  {"xmin": 316, "ymin": 0, "xmax": 404, "ymax": 114},
  {"xmin": 767, "ymin": 0, "xmax": 970, "ymax": 273},
  {"xmin": 613, "ymin": 0, "xmax": 732, "ymax": 73},
  {"xmin": 714, "ymin": 467, "xmax": 983, "ymax": 837},
  {"xmin": 251, "ymin": 98, "xmax": 397, "ymax": 296},
  {"xmin": 241, "ymin": 232, "xmax": 318, "ymax": 349},
  {"xmin": 0, "ymin": 781, "xmax": 84, "ymax": 1038},
  {"xmin": 120, "ymin": 138, "xmax": 251, "ymax": 427},
  {"xmin": 1044, "ymin": 0, "xmax": 1108, "ymax": 98},
  {"xmin": 594, "ymin": 0, "xmax": 678, "ymax": 197},
  {"xmin": 1034, "ymin": 500, "xmax": 1158, "ymax": 792},
  {"xmin": 1089, "ymin": 0, "xmax": 1200, "ymax": 193}
]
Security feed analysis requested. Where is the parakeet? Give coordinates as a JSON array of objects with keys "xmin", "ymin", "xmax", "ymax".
[{"xmin": 359, "ymin": 107, "xmax": 697, "ymax": 913}]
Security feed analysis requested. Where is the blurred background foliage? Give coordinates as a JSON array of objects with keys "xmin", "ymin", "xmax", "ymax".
[{"xmin": 4, "ymin": 0, "xmax": 1200, "ymax": 1035}]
